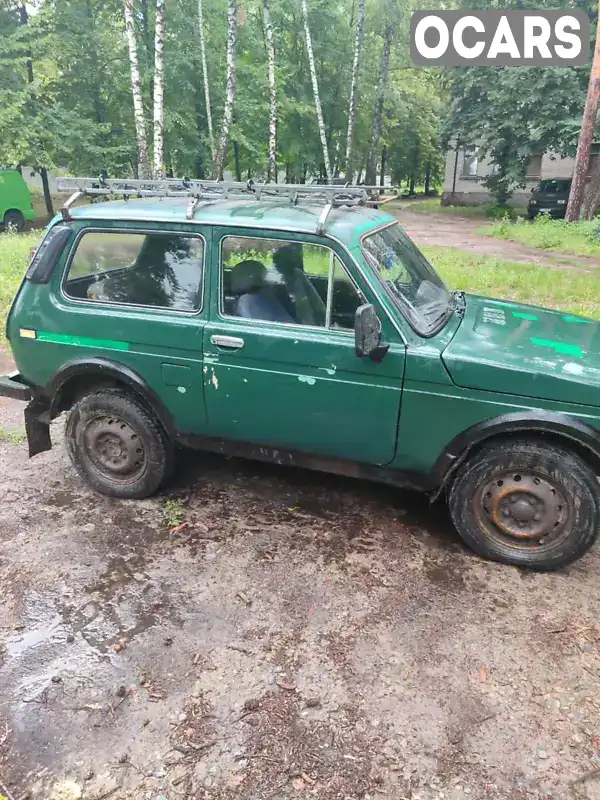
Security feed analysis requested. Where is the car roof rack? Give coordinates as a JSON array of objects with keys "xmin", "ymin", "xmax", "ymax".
[{"xmin": 55, "ymin": 176, "xmax": 398, "ymax": 235}]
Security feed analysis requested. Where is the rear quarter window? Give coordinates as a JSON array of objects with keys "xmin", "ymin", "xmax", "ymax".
[{"xmin": 63, "ymin": 230, "xmax": 204, "ymax": 312}]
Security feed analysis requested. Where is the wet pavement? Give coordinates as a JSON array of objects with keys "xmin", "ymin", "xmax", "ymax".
[{"xmin": 1, "ymin": 369, "xmax": 600, "ymax": 799}]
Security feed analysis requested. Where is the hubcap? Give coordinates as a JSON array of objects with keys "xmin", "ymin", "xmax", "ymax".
[
  {"xmin": 83, "ymin": 415, "xmax": 146, "ymax": 482},
  {"xmin": 475, "ymin": 472, "xmax": 570, "ymax": 547}
]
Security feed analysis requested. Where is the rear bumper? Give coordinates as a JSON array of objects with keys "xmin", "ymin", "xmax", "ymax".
[
  {"xmin": 0, "ymin": 372, "xmax": 32, "ymax": 401},
  {"xmin": 24, "ymin": 208, "xmax": 37, "ymax": 222}
]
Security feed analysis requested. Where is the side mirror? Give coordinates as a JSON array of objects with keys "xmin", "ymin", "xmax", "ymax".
[{"xmin": 355, "ymin": 304, "xmax": 389, "ymax": 363}]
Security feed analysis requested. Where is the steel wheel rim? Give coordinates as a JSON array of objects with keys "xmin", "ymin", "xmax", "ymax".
[
  {"xmin": 82, "ymin": 414, "xmax": 147, "ymax": 484},
  {"xmin": 474, "ymin": 469, "xmax": 572, "ymax": 550}
]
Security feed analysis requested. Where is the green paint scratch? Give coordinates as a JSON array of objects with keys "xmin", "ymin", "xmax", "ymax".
[
  {"xmin": 530, "ymin": 337, "xmax": 583, "ymax": 358},
  {"xmin": 36, "ymin": 331, "xmax": 129, "ymax": 351},
  {"xmin": 512, "ymin": 311, "xmax": 538, "ymax": 321}
]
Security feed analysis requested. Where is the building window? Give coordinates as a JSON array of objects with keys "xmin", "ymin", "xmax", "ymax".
[{"xmin": 462, "ymin": 146, "xmax": 479, "ymax": 178}]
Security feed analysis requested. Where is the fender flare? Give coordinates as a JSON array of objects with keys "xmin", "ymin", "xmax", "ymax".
[
  {"xmin": 431, "ymin": 410, "xmax": 600, "ymax": 491},
  {"xmin": 48, "ymin": 357, "xmax": 177, "ymax": 438}
]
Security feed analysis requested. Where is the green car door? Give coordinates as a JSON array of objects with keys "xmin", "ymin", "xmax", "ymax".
[{"xmin": 202, "ymin": 228, "xmax": 405, "ymax": 465}]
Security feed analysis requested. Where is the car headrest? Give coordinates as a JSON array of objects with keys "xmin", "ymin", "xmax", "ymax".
[{"xmin": 230, "ymin": 260, "xmax": 267, "ymax": 294}]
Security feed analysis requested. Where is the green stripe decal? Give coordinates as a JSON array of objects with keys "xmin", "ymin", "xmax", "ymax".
[
  {"xmin": 36, "ymin": 331, "xmax": 129, "ymax": 351},
  {"xmin": 512, "ymin": 311, "xmax": 538, "ymax": 321},
  {"xmin": 530, "ymin": 337, "xmax": 583, "ymax": 358},
  {"xmin": 562, "ymin": 314, "xmax": 592, "ymax": 324}
]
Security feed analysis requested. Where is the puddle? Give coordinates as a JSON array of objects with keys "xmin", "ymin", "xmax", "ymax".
[{"xmin": 5, "ymin": 612, "xmax": 63, "ymax": 658}]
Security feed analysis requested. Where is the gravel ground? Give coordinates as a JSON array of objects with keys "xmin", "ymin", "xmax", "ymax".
[{"xmin": 1, "ymin": 358, "xmax": 600, "ymax": 800}]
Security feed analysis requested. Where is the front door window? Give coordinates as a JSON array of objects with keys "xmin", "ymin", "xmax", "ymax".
[{"xmin": 220, "ymin": 236, "xmax": 363, "ymax": 331}]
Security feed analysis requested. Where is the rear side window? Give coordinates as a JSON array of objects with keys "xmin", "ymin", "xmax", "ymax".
[{"xmin": 63, "ymin": 230, "xmax": 204, "ymax": 312}]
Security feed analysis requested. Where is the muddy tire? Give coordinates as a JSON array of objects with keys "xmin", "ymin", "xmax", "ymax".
[
  {"xmin": 65, "ymin": 388, "xmax": 174, "ymax": 499},
  {"xmin": 448, "ymin": 439, "xmax": 600, "ymax": 570}
]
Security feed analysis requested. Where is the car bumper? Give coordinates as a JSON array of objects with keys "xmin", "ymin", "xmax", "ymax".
[
  {"xmin": 528, "ymin": 206, "xmax": 566, "ymax": 218},
  {"xmin": 0, "ymin": 372, "xmax": 32, "ymax": 401},
  {"xmin": 0, "ymin": 373, "xmax": 52, "ymax": 457},
  {"xmin": 24, "ymin": 209, "xmax": 36, "ymax": 222}
]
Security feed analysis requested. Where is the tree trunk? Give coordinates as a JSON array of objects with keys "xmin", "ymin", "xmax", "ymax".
[
  {"xmin": 344, "ymin": 0, "xmax": 365, "ymax": 183},
  {"xmin": 18, "ymin": 4, "xmax": 34, "ymax": 84},
  {"xmin": 212, "ymin": 0, "xmax": 237, "ymax": 179},
  {"xmin": 263, "ymin": 0, "xmax": 277, "ymax": 182},
  {"xmin": 198, "ymin": 0, "xmax": 216, "ymax": 164},
  {"xmin": 567, "ymin": 1, "xmax": 600, "ymax": 221},
  {"xmin": 153, "ymin": 0, "xmax": 166, "ymax": 178},
  {"xmin": 424, "ymin": 161, "xmax": 431, "ymax": 195},
  {"xmin": 365, "ymin": 7, "xmax": 395, "ymax": 186},
  {"xmin": 379, "ymin": 145, "xmax": 387, "ymax": 188},
  {"xmin": 124, "ymin": 0, "xmax": 151, "ymax": 178},
  {"xmin": 408, "ymin": 174, "xmax": 415, "ymax": 195},
  {"xmin": 301, "ymin": 0, "xmax": 331, "ymax": 183},
  {"xmin": 40, "ymin": 168, "xmax": 54, "ymax": 217},
  {"xmin": 233, "ymin": 140, "xmax": 242, "ymax": 181}
]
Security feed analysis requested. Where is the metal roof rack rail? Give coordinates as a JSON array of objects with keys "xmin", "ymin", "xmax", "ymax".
[{"xmin": 56, "ymin": 176, "xmax": 399, "ymax": 233}]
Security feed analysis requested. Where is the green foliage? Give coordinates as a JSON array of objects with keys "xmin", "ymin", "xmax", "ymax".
[
  {"xmin": 0, "ymin": 229, "xmax": 40, "ymax": 341},
  {"xmin": 426, "ymin": 245, "xmax": 600, "ymax": 322},
  {"xmin": 163, "ymin": 498, "xmax": 186, "ymax": 529},
  {"xmin": 487, "ymin": 214, "xmax": 600, "ymax": 257},
  {"xmin": 443, "ymin": 0, "xmax": 595, "ymax": 203},
  {"xmin": 0, "ymin": 0, "xmax": 446, "ymax": 189},
  {"xmin": 0, "ymin": 426, "xmax": 27, "ymax": 444}
]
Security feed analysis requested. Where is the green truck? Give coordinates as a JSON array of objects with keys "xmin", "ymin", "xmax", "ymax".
[
  {"xmin": 1, "ymin": 177, "xmax": 599, "ymax": 571},
  {"xmin": 0, "ymin": 169, "xmax": 36, "ymax": 231}
]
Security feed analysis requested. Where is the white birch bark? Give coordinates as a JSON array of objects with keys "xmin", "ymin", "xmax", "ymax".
[
  {"xmin": 301, "ymin": 0, "xmax": 331, "ymax": 183},
  {"xmin": 124, "ymin": 0, "xmax": 150, "ymax": 179},
  {"xmin": 153, "ymin": 0, "xmax": 166, "ymax": 178},
  {"xmin": 198, "ymin": 0, "xmax": 216, "ymax": 164},
  {"xmin": 212, "ymin": 0, "xmax": 237, "ymax": 179},
  {"xmin": 263, "ymin": 0, "xmax": 277, "ymax": 182},
  {"xmin": 344, "ymin": 0, "xmax": 365, "ymax": 184}
]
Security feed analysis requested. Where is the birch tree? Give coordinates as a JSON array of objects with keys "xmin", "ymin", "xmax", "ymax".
[
  {"xmin": 198, "ymin": 0, "xmax": 215, "ymax": 165},
  {"xmin": 153, "ymin": 0, "xmax": 166, "ymax": 178},
  {"xmin": 212, "ymin": 0, "xmax": 238, "ymax": 179},
  {"xmin": 344, "ymin": 0, "xmax": 365, "ymax": 184},
  {"xmin": 365, "ymin": 7, "xmax": 395, "ymax": 186},
  {"xmin": 263, "ymin": 0, "xmax": 277, "ymax": 182},
  {"xmin": 301, "ymin": 0, "xmax": 331, "ymax": 184},
  {"xmin": 123, "ymin": 0, "xmax": 150, "ymax": 179}
]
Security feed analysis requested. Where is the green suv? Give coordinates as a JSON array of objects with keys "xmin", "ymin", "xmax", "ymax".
[{"xmin": 2, "ymin": 178, "xmax": 600, "ymax": 571}]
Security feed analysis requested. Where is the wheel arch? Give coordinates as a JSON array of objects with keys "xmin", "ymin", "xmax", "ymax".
[
  {"xmin": 49, "ymin": 357, "xmax": 177, "ymax": 440},
  {"xmin": 432, "ymin": 411, "xmax": 600, "ymax": 496}
]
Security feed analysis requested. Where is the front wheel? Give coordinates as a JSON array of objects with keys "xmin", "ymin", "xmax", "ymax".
[
  {"xmin": 448, "ymin": 439, "xmax": 600, "ymax": 570},
  {"xmin": 65, "ymin": 388, "xmax": 175, "ymax": 499}
]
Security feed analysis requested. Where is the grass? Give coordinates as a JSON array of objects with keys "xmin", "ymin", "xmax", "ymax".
[
  {"xmin": 424, "ymin": 245, "xmax": 600, "ymax": 321},
  {"xmin": 397, "ymin": 198, "xmax": 517, "ymax": 219},
  {"xmin": 163, "ymin": 498, "xmax": 186, "ymax": 530},
  {"xmin": 0, "ymin": 426, "xmax": 27, "ymax": 445},
  {"xmin": 485, "ymin": 214, "xmax": 600, "ymax": 259},
  {"xmin": 0, "ymin": 229, "xmax": 42, "ymax": 341}
]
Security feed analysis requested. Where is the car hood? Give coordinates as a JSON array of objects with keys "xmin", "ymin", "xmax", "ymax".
[{"xmin": 442, "ymin": 295, "xmax": 600, "ymax": 407}]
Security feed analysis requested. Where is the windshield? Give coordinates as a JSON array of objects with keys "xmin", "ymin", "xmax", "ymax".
[
  {"xmin": 362, "ymin": 222, "xmax": 452, "ymax": 336},
  {"xmin": 538, "ymin": 179, "xmax": 571, "ymax": 194}
]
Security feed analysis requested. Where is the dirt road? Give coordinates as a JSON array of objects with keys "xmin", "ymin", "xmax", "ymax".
[
  {"xmin": 1, "ymin": 356, "xmax": 600, "ymax": 799},
  {"xmin": 396, "ymin": 208, "xmax": 600, "ymax": 271}
]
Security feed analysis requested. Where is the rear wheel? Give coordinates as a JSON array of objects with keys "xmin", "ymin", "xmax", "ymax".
[
  {"xmin": 3, "ymin": 210, "xmax": 25, "ymax": 232},
  {"xmin": 448, "ymin": 439, "xmax": 600, "ymax": 570},
  {"xmin": 65, "ymin": 388, "xmax": 174, "ymax": 499}
]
